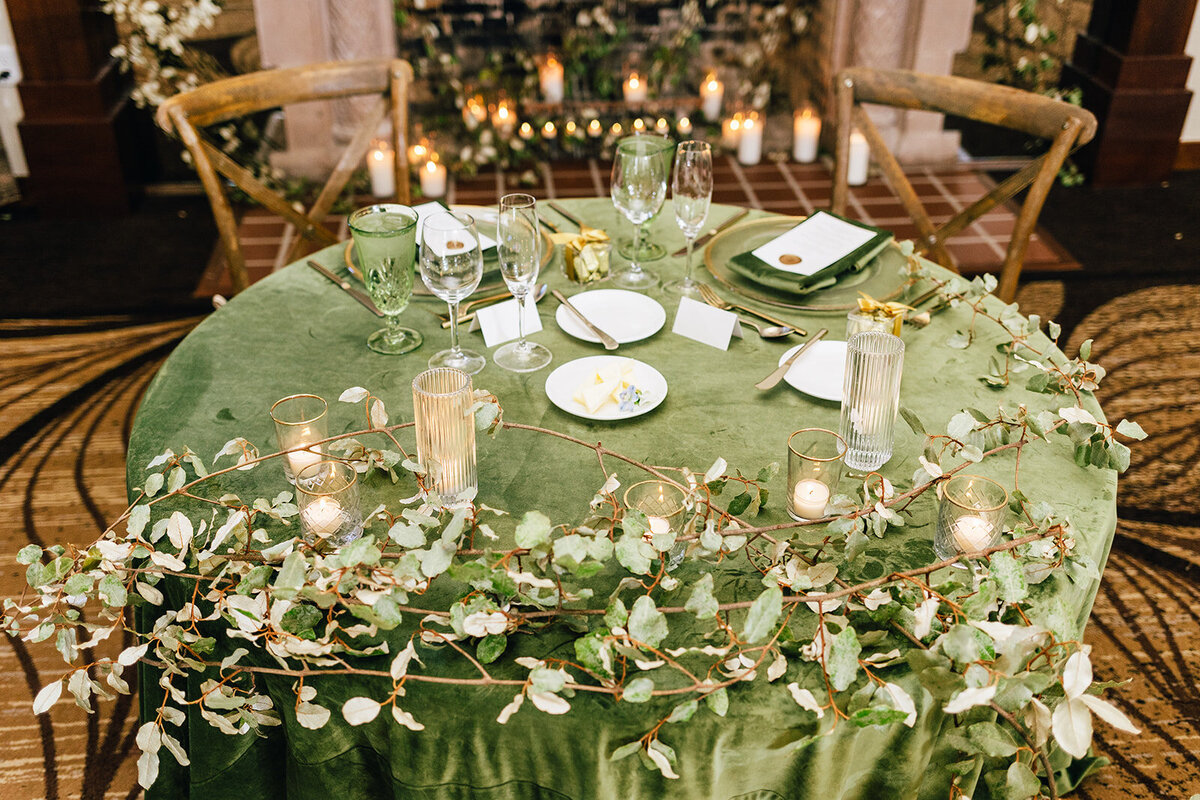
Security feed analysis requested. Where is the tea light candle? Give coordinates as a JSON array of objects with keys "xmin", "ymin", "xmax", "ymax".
[
  {"xmin": 793, "ymin": 107, "xmax": 821, "ymax": 163},
  {"xmin": 420, "ymin": 160, "xmax": 447, "ymax": 198},
  {"xmin": 623, "ymin": 72, "xmax": 648, "ymax": 105},
  {"xmin": 542, "ymin": 121, "xmax": 557, "ymax": 140},
  {"xmin": 493, "ymin": 101, "xmax": 515, "ymax": 135},
  {"xmin": 539, "ymin": 56, "xmax": 565, "ymax": 103},
  {"xmin": 610, "ymin": 122, "xmax": 623, "ymax": 136},
  {"xmin": 847, "ymin": 130, "xmax": 870, "ymax": 186},
  {"xmin": 588, "ymin": 119, "xmax": 602, "ymax": 138},
  {"xmin": 721, "ymin": 115, "xmax": 742, "ymax": 149},
  {"xmin": 791, "ymin": 479, "xmax": 830, "ymax": 520},
  {"xmin": 677, "ymin": 116, "xmax": 692, "ymax": 136},
  {"xmin": 302, "ymin": 496, "xmax": 344, "ymax": 538},
  {"xmin": 518, "ymin": 122, "xmax": 535, "ymax": 140},
  {"xmin": 952, "ymin": 515, "xmax": 994, "ymax": 553},
  {"xmin": 737, "ymin": 113, "xmax": 763, "ymax": 165},
  {"xmin": 366, "ymin": 142, "xmax": 395, "ymax": 198},
  {"xmin": 565, "ymin": 120, "xmax": 578, "ymax": 136},
  {"xmin": 646, "ymin": 516, "xmax": 671, "ymax": 536},
  {"xmin": 408, "ymin": 141, "xmax": 428, "ymax": 165},
  {"xmin": 655, "ymin": 117, "xmax": 670, "ymax": 135},
  {"xmin": 700, "ymin": 73, "xmax": 724, "ymax": 121},
  {"xmin": 286, "ymin": 446, "xmax": 322, "ymax": 479}
]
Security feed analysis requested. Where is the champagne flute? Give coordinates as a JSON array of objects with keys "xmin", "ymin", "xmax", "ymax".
[
  {"xmin": 418, "ymin": 211, "xmax": 486, "ymax": 374},
  {"xmin": 348, "ymin": 204, "xmax": 422, "ymax": 355},
  {"xmin": 610, "ymin": 137, "xmax": 667, "ymax": 291},
  {"xmin": 494, "ymin": 193, "xmax": 552, "ymax": 372},
  {"xmin": 664, "ymin": 140, "xmax": 713, "ymax": 297}
]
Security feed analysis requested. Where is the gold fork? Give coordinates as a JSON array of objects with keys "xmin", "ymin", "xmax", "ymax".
[{"xmin": 696, "ymin": 283, "xmax": 807, "ymax": 337}]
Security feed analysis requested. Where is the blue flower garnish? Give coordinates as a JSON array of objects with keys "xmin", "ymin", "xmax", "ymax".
[{"xmin": 617, "ymin": 385, "xmax": 642, "ymax": 414}]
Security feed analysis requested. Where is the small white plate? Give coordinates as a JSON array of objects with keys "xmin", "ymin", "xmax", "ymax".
[
  {"xmin": 545, "ymin": 356, "xmax": 668, "ymax": 421},
  {"xmin": 554, "ymin": 289, "xmax": 666, "ymax": 345},
  {"xmin": 777, "ymin": 340, "xmax": 847, "ymax": 402}
]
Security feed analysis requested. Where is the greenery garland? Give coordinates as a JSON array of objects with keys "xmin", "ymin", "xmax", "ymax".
[{"xmin": 6, "ymin": 260, "xmax": 1145, "ymax": 798}]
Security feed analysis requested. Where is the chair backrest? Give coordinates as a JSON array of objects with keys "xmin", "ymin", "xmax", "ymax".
[
  {"xmin": 156, "ymin": 58, "xmax": 414, "ymax": 294},
  {"xmin": 830, "ymin": 67, "xmax": 1096, "ymax": 302}
]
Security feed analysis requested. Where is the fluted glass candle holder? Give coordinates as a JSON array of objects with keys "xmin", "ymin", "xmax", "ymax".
[
  {"xmin": 296, "ymin": 460, "xmax": 364, "ymax": 547},
  {"xmin": 412, "ymin": 368, "xmax": 478, "ymax": 502},
  {"xmin": 839, "ymin": 331, "xmax": 905, "ymax": 472},
  {"xmin": 270, "ymin": 394, "xmax": 328, "ymax": 484},
  {"xmin": 787, "ymin": 428, "xmax": 846, "ymax": 521},
  {"xmin": 934, "ymin": 474, "xmax": 1009, "ymax": 563}
]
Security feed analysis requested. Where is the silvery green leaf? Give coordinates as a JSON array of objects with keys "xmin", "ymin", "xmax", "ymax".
[
  {"xmin": 705, "ymin": 687, "xmax": 729, "ymax": 717},
  {"xmin": 741, "ymin": 586, "xmax": 782, "ymax": 644},
  {"xmin": 622, "ymin": 677, "xmax": 654, "ymax": 703},
  {"xmin": 703, "ymin": 457, "xmax": 727, "ymax": 484},
  {"xmin": 1079, "ymin": 694, "xmax": 1139, "ymax": 734},
  {"xmin": 137, "ymin": 750, "xmax": 159, "ymax": 789},
  {"xmin": 629, "ymin": 595, "xmax": 669, "ymax": 649},
  {"xmin": 388, "ymin": 522, "xmax": 425, "ymax": 549},
  {"xmin": 419, "ymin": 541, "xmax": 455, "ymax": 578},
  {"xmin": 118, "ymin": 642, "xmax": 149, "ymax": 667},
  {"xmin": 587, "ymin": 535, "xmax": 613, "ymax": 562},
  {"xmin": 988, "ymin": 551, "xmax": 1027, "ymax": 603},
  {"xmin": 529, "ymin": 691, "xmax": 570, "ymax": 715},
  {"xmin": 940, "ymin": 625, "xmax": 981, "ymax": 664},
  {"xmin": 946, "ymin": 330, "xmax": 971, "ymax": 349},
  {"xmin": 646, "ymin": 742, "xmax": 679, "ymax": 779},
  {"xmin": 609, "ymin": 740, "xmax": 642, "ymax": 761},
  {"xmin": 32, "ymin": 678, "xmax": 62, "ymax": 714},
  {"xmin": 684, "ymin": 573, "xmax": 718, "ymax": 619},
  {"xmin": 828, "ymin": 626, "xmax": 862, "ymax": 691},
  {"xmin": 947, "ymin": 411, "xmax": 976, "ymax": 441},
  {"xmin": 342, "ymin": 696, "xmax": 381, "ymax": 725},
  {"xmin": 496, "ymin": 693, "xmax": 524, "ymax": 724},
  {"xmin": 699, "ymin": 521, "xmax": 721, "ymax": 554},
  {"xmin": 605, "ymin": 598, "xmax": 628, "ymax": 628},
  {"xmin": 514, "ymin": 511, "xmax": 551, "ymax": 549},
  {"xmin": 146, "ymin": 450, "xmax": 175, "ymax": 470},
  {"xmin": 1115, "ymin": 419, "xmax": 1147, "ymax": 440},
  {"xmin": 615, "ymin": 532, "xmax": 653, "ymax": 575},
  {"xmin": 667, "ymin": 699, "xmax": 697, "ymax": 723},
  {"xmin": 961, "ymin": 444, "xmax": 984, "ymax": 462},
  {"xmin": 160, "ymin": 732, "xmax": 189, "ymax": 766},
  {"xmin": 167, "ymin": 467, "xmax": 186, "ymax": 493},
  {"xmin": 1005, "ymin": 761, "xmax": 1040, "ymax": 800},
  {"xmin": 391, "ymin": 705, "xmax": 425, "ymax": 730},
  {"xmin": 787, "ymin": 683, "xmax": 824, "ymax": 718},
  {"xmin": 136, "ymin": 582, "xmax": 164, "ymax": 606},
  {"xmin": 1061, "ymin": 650, "xmax": 1092, "ymax": 699},
  {"xmin": 1051, "ymin": 696, "xmax": 1092, "ymax": 758},
  {"xmin": 339, "ymin": 387, "xmax": 369, "ymax": 403},
  {"xmin": 98, "ymin": 574, "xmax": 128, "ymax": 607},
  {"xmin": 16, "ymin": 544, "xmax": 41, "ymax": 565},
  {"xmin": 943, "ymin": 684, "xmax": 997, "ymax": 715},
  {"xmin": 767, "ymin": 652, "xmax": 787, "ymax": 682},
  {"xmin": 807, "ymin": 563, "xmax": 838, "ymax": 588},
  {"xmin": 881, "ymin": 682, "xmax": 916, "ymax": 727},
  {"xmin": 552, "ymin": 534, "xmax": 589, "ymax": 568},
  {"xmin": 967, "ymin": 721, "xmax": 1018, "ymax": 757},
  {"xmin": 144, "ymin": 472, "xmax": 165, "ymax": 497},
  {"xmin": 296, "ymin": 702, "xmax": 330, "ymax": 730},
  {"xmin": 273, "ymin": 551, "xmax": 307, "ymax": 599},
  {"xmin": 369, "ymin": 398, "xmax": 388, "ymax": 428},
  {"xmin": 126, "ymin": 504, "xmax": 150, "ymax": 538}
]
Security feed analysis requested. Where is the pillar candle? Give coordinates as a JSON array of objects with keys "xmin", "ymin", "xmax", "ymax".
[
  {"xmin": 700, "ymin": 73, "xmax": 724, "ymax": 121},
  {"xmin": 286, "ymin": 446, "xmax": 322, "ymax": 480},
  {"xmin": 623, "ymin": 72, "xmax": 648, "ymax": 105},
  {"xmin": 301, "ymin": 496, "xmax": 344, "ymax": 538},
  {"xmin": 847, "ymin": 130, "xmax": 870, "ymax": 186},
  {"xmin": 539, "ymin": 56, "xmax": 565, "ymax": 103},
  {"xmin": 366, "ymin": 143, "xmax": 395, "ymax": 198},
  {"xmin": 793, "ymin": 107, "xmax": 821, "ymax": 163},
  {"xmin": 737, "ymin": 113, "xmax": 763, "ymax": 165},
  {"xmin": 721, "ymin": 114, "xmax": 742, "ymax": 149},
  {"xmin": 791, "ymin": 479, "xmax": 830, "ymax": 520},
  {"xmin": 952, "ymin": 515, "xmax": 994, "ymax": 553},
  {"xmin": 420, "ymin": 160, "xmax": 447, "ymax": 198}
]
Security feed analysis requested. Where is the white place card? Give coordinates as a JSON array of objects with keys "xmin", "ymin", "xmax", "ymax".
[
  {"xmin": 671, "ymin": 296, "xmax": 743, "ymax": 351},
  {"xmin": 751, "ymin": 210, "xmax": 875, "ymax": 275},
  {"xmin": 413, "ymin": 201, "xmax": 497, "ymax": 257},
  {"xmin": 474, "ymin": 296, "xmax": 543, "ymax": 348}
]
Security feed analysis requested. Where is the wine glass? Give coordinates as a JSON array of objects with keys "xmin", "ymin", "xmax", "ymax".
[
  {"xmin": 616, "ymin": 133, "xmax": 674, "ymax": 263},
  {"xmin": 418, "ymin": 211, "xmax": 486, "ymax": 374},
  {"xmin": 348, "ymin": 204, "xmax": 422, "ymax": 355},
  {"xmin": 610, "ymin": 137, "xmax": 667, "ymax": 291},
  {"xmin": 494, "ymin": 193, "xmax": 552, "ymax": 372},
  {"xmin": 664, "ymin": 140, "xmax": 713, "ymax": 297}
]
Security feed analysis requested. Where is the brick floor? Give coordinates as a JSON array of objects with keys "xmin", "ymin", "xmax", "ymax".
[{"xmin": 196, "ymin": 155, "xmax": 1078, "ymax": 297}]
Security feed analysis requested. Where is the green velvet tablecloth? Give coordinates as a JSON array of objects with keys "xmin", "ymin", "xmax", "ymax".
[{"xmin": 128, "ymin": 199, "xmax": 1116, "ymax": 800}]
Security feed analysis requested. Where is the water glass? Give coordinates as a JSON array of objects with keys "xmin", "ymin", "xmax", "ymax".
[
  {"xmin": 839, "ymin": 331, "xmax": 905, "ymax": 472},
  {"xmin": 787, "ymin": 428, "xmax": 846, "ymax": 521},
  {"xmin": 611, "ymin": 137, "xmax": 668, "ymax": 290},
  {"xmin": 412, "ymin": 368, "xmax": 478, "ymax": 503},
  {"xmin": 495, "ymin": 193, "xmax": 552, "ymax": 372},
  {"xmin": 616, "ymin": 133, "xmax": 675, "ymax": 264},
  {"xmin": 270, "ymin": 394, "xmax": 328, "ymax": 484},
  {"xmin": 348, "ymin": 204, "xmax": 422, "ymax": 355},
  {"xmin": 665, "ymin": 140, "xmax": 713, "ymax": 298},
  {"xmin": 934, "ymin": 474, "xmax": 1009, "ymax": 562},
  {"xmin": 419, "ymin": 211, "xmax": 486, "ymax": 374},
  {"xmin": 296, "ymin": 460, "xmax": 363, "ymax": 548}
]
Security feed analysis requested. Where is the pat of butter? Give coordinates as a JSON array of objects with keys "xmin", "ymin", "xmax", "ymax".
[{"xmin": 572, "ymin": 360, "xmax": 637, "ymax": 413}]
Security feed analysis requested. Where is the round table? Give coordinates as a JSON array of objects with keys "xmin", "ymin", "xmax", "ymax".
[{"xmin": 128, "ymin": 198, "xmax": 1116, "ymax": 800}]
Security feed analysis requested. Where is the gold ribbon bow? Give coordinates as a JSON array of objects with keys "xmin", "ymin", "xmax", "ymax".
[
  {"xmin": 551, "ymin": 225, "xmax": 611, "ymax": 283},
  {"xmin": 856, "ymin": 293, "xmax": 910, "ymax": 336}
]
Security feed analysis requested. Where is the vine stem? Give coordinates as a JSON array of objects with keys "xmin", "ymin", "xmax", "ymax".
[{"xmin": 990, "ymin": 702, "xmax": 1059, "ymax": 800}]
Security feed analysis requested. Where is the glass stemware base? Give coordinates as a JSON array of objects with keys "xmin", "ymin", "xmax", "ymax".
[
  {"xmin": 494, "ymin": 340, "xmax": 552, "ymax": 372},
  {"xmin": 367, "ymin": 326, "xmax": 422, "ymax": 355},
  {"xmin": 663, "ymin": 276, "xmax": 703, "ymax": 297},
  {"xmin": 612, "ymin": 266, "xmax": 660, "ymax": 290},
  {"xmin": 429, "ymin": 347, "xmax": 486, "ymax": 375},
  {"xmin": 617, "ymin": 237, "xmax": 667, "ymax": 262}
]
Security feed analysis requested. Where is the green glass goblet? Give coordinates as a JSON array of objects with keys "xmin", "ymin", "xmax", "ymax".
[{"xmin": 349, "ymin": 204, "xmax": 423, "ymax": 355}]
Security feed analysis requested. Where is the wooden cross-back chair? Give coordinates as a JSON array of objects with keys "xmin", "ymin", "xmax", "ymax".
[
  {"xmin": 831, "ymin": 67, "xmax": 1096, "ymax": 302},
  {"xmin": 156, "ymin": 58, "xmax": 414, "ymax": 294}
]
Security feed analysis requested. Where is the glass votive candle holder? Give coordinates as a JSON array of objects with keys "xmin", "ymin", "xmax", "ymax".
[
  {"xmin": 296, "ymin": 460, "xmax": 364, "ymax": 547},
  {"xmin": 270, "ymin": 394, "xmax": 328, "ymax": 484},
  {"xmin": 412, "ymin": 368, "xmax": 478, "ymax": 503},
  {"xmin": 934, "ymin": 474, "xmax": 1009, "ymax": 562},
  {"xmin": 846, "ymin": 309, "xmax": 902, "ymax": 338},
  {"xmin": 622, "ymin": 479, "xmax": 688, "ymax": 535},
  {"xmin": 787, "ymin": 428, "xmax": 846, "ymax": 521},
  {"xmin": 839, "ymin": 331, "xmax": 905, "ymax": 472}
]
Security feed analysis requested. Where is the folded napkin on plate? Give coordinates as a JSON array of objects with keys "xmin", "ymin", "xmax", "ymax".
[{"xmin": 728, "ymin": 211, "xmax": 893, "ymax": 295}]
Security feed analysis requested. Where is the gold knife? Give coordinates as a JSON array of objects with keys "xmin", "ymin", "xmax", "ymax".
[
  {"xmin": 552, "ymin": 289, "xmax": 619, "ymax": 350},
  {"xmin": 672, "ymin": 207, "xmax": 750, "ymax": 258},
  {"xmin": 307, "ymin": 260, "xmax": 383, "ymax": 317},
  {"xmin": 755, "ymin": 328, "xmax": 828, "ymax": 391},
  {"xmin": 548, "ymin": 201, "xmax": 584, "ymax": 229}
]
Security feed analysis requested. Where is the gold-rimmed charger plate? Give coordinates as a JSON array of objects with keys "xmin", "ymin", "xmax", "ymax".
[
  {"xmin": 343, "ymin": 204, "xmax": 554, "ymax": 297},
  {"xmin": 703, "ymin": 215, "xmax": 915, "ymax": 312}
]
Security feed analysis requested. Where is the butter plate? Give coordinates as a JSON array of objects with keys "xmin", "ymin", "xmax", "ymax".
[
  {"xmin": 554, "ymin": 289, "xmax": 666, "ymax": 344},
  {"xmin": 545, "ymin": 356, "xmax": 668, "ymax": 421}
]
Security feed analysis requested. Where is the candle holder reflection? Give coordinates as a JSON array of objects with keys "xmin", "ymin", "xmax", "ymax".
[
  {"xmin": 787, "ymin": 428, "xmax": 846, "ymax": 521},
  {"xmin": 934, "ymin": 474, "xmax": 1009, "ymax": 564},
  {"xmin": 270, "ymin": 394, "xmax": 328, "ymax": 484},
  {"xmin": 295, "ymin": 460, "xmax": 364, "ymax": 548},
  {"xmin": 412, "ymin": 368, "xmax": 478, "ymax": 503}
]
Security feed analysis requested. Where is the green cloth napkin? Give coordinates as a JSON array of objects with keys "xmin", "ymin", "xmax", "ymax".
[{"xmin": 728, "ymin": 213, "xmax": 893, "ymax": 295}]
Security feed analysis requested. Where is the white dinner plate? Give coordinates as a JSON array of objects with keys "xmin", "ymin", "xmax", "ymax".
[
  {"xmin": 777, "ymin": 340, "xmax": 847, "ymax": 402},
  {"xmin": 554, "ymin": 289, "xmax": 666, "ymax": 345},
  {"xmin": 544, "ymin": 356, "xmax": 668, "ymax": 421}
]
